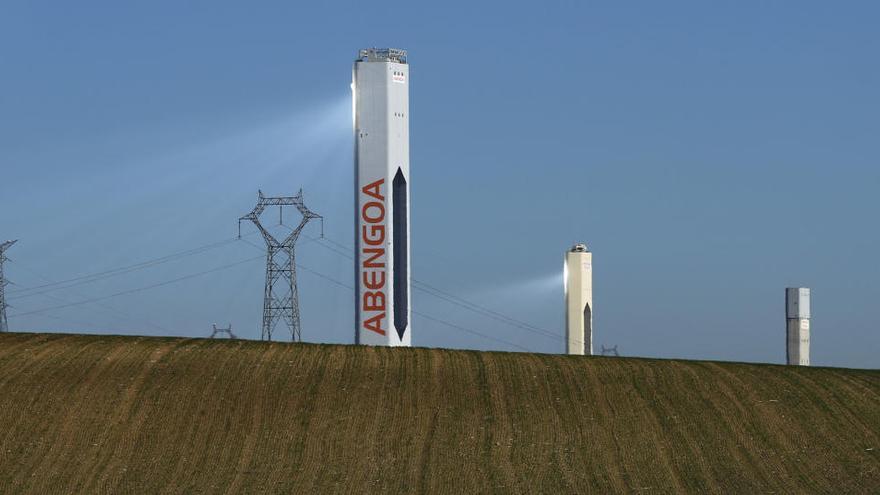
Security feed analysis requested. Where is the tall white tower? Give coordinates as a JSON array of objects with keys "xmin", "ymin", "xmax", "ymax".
[
  {"xmin": 786, "ymin": 287, "xmax": 810, "ymax": 366},
  {"xmin": 565, "ymin": 244, "xmax": 593, "ymax": 355},
  {"xmin": 353, "ymin": 48, "xmax": 411, "ymax": 347}
]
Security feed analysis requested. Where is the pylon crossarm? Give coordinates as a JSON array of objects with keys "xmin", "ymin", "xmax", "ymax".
[
  {"xmin": 282, "ymin": 217, "xmax": 309, "ymax": 246},
  {"xmin": 240, "ymin": 212, "xmax": 282, "ymax": 248},
  {"xmin": 0, "ymin": 240, "xmax": 17, "ymax": 253},
  {"xmin": 282, "ymin": 203, "xmax": 321, "ymax": 246}
]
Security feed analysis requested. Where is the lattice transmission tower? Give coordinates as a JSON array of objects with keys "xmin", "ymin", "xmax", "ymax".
[
  {"xmin": 239, "ymin": 190, "xmax": 322, "ymax": 342},
  {"xmin": 210, "ymin": 323, "xmax": 237, "ymax": 339},
  {"xmin": 600, "ymin": 345, "xmax": 619, "ymax": 357},
  {"xmin": 0, "ymin": 240, "xmax": 18, "ymax": 333}
]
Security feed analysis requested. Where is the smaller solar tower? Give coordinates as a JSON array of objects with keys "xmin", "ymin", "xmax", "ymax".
[
  {"xmin": 786, "ymin": 287, "xmax": 811, "ymax": 366},
  {"xmin": 565, "ymin": 244, "xmax": 593, "ymax": 355}
]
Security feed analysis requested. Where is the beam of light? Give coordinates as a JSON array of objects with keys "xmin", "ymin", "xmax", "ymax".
[
  {"xmin": 148, "ymin": 94, "xmax": 352, "ymax": 193},
  {"xmin": 48, "ymin": 94, "xmax": 354, "ymax": 251},
  {"xmin": 65, "ymin": 94, "xmax": 353, "ymax": 212},
  {"xmin": 458, "ymin": 270, "xmax": 563, "ymax": 309},
  {"xmin": 351, "ymin": 81, "xmax": 357, "ymax": 130},
  {"xmin": 12, "ymin": 93, "xmax": 355, "ymax": 341}
]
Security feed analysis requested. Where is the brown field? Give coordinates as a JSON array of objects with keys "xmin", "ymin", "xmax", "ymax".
[{"xmin": 0, "ymin": 332, "xmax": 878, "ymax": 494}]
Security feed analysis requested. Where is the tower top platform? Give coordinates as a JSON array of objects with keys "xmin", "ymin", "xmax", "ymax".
[{"xmin": 357, "ymin": 48, "xmax": 407, "ymax": 64}]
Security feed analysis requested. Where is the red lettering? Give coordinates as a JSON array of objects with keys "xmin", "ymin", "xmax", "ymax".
[
  {"xmin": 363, "ymin": 248, "xmax": 385, "ymax": 268},
  {"xmin": 362, "ymin": 179, "xmax": 385, "ymax": 201},
  {"xmin": 364, "ymin": 313, "xmax": 386, "ymax": 335},
  {"xmin": 363, "ymin": 271, "xmax": 386, "ymax": 290},
  {"xmin": 362, "ymin": 202, "xmax": 384, "ymax": 223},
  {"xmin": 360, "ymin": 178, "xmax": 388, "ymax": 337},
  {"xmin": 363, "ymin": 291, "xmax": 386, "ymax": 312},
  {"xmin": 362, "ymin": 224, "xmax": 385, "ymax": 246}
]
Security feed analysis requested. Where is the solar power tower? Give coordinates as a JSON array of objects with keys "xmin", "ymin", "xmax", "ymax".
[
  {"xmin": 353, "ymin": 48, "xmax": 412, "ymax": 347},
  {"xmin": 786, "ymin": 288, "xmax": 811, "ymax": 366},
  {"xmin": 565, "ymin": 244, "xmax": 593, "ymax": 356},
  {"xmin": 239, "ymin": 190, "xmax": 322, "ymax": 342}
]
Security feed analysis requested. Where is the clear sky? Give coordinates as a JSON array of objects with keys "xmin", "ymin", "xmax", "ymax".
[{"xmin": 1, "ymin": 1, "xmax": 878, "ymax": 368}]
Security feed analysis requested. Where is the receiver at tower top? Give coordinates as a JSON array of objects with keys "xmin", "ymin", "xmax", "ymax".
[{"xmin": 353, "ymin": 48, "xmax": 412, "ymax": 347}]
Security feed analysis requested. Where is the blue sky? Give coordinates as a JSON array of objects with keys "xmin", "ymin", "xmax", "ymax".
[{"xmin": 1, "ymin": 1, "xmax": 878, "ymax": 368}]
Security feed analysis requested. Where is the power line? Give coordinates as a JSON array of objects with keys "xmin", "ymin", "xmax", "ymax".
[
  {"xmin": 413, "ymin": 311, "xmax": 531, "ymax": 352},
  {"xmin": 9, "ymin": 255, "xmax": 263, "ymax": 318},
  {"xmin": 21, "ymin": 309, "xmax": 128, "ymax": 333},
  {"xmin": 9, "ymin": 279, "xmax": 148, "ymax": 334},
  {"xmin": 239, "ymin": 238, "xmax": 529, "ymax": 352},
  {"xmin": 311, "ymin": 235, "xmax": 579, "ymax": 348},
  {"xmin": 410, "ymin": 281, "xmax": 565, "ymax": 342},
  {"xmin": 7, "ymin": 258, "xmax": 174, "ymax": 334},
  {"xmin": 8, "ymin": 236, "xmax": 242, "ymax": 300},
  {"xmin": 10, "ymin": 282, "xmax": 140, "ymax": 333},
  {"xmin": 8, "ymin": 230, "xmax": 544, "ymax": 352},
  {"xmin": 309, "ymin": 235, "xmax": 356, "ymax": 260}
]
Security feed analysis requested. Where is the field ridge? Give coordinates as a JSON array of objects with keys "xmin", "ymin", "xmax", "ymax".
[{"xmin": 0, "ymin": 332, "xmax": 878, "ymax": 493}]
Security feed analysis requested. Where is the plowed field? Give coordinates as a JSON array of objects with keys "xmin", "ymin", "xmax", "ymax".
[{"xmin": 0, "ymin": 333, "xmax": 877, "ymax": 493}]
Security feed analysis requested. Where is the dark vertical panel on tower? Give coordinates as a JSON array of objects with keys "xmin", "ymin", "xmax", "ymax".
[
  {"xmin": 583, "ymin": 303, "xmax": 592, "ymax": 356},
  {"xmin": 393, "ymin": 168, "xmax": 409, "ymax": 339}
]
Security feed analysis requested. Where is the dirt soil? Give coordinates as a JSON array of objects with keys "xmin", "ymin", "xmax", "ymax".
[{"xmin": 0, "ymin": 333, "xmax": 878, "ymax": 494}]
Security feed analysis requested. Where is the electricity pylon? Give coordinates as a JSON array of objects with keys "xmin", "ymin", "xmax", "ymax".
[
  {"xmin": 600, "ymin": 345, "xmax": 619, "ymax": 357},
  {"xmin": 0, "ymin": 240, "xmax": 18, "ymax": 333},
  {"xmin": 210, "ymin": 323, "xmax": 237, "ymax": 339},
  {"xmin": 239, "ymin": 189, "xmax": 322, "ymax": 342}
]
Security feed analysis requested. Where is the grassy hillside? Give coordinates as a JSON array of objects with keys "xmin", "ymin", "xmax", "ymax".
[{"xmin": 0, "ymin": 333, "xmax": 877, "ymax": 494}]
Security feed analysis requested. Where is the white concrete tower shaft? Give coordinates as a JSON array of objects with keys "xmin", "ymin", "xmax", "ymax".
[
  {"xmin": 786, "ymin": 287, "xmax": 811, "ymax": 366},
  {"xmin": 565, "ymin": 244, "xmax": 593, "ymax": 355},
  {"xmin": 353, "ymin": 48, "xmax": 411, "ymax": 347}
]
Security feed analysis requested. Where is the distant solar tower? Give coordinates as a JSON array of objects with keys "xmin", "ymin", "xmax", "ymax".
[
  {"xmin": 353, "ymin": 48, "xmax": 412, "ymax": 347},
  {"xmin": 565, "ymin": 244, "xmax": 593, "ymax": 355},
  {"xmin": 786, "ymin": 287, "xmax": 811, "ymax": 366}
]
